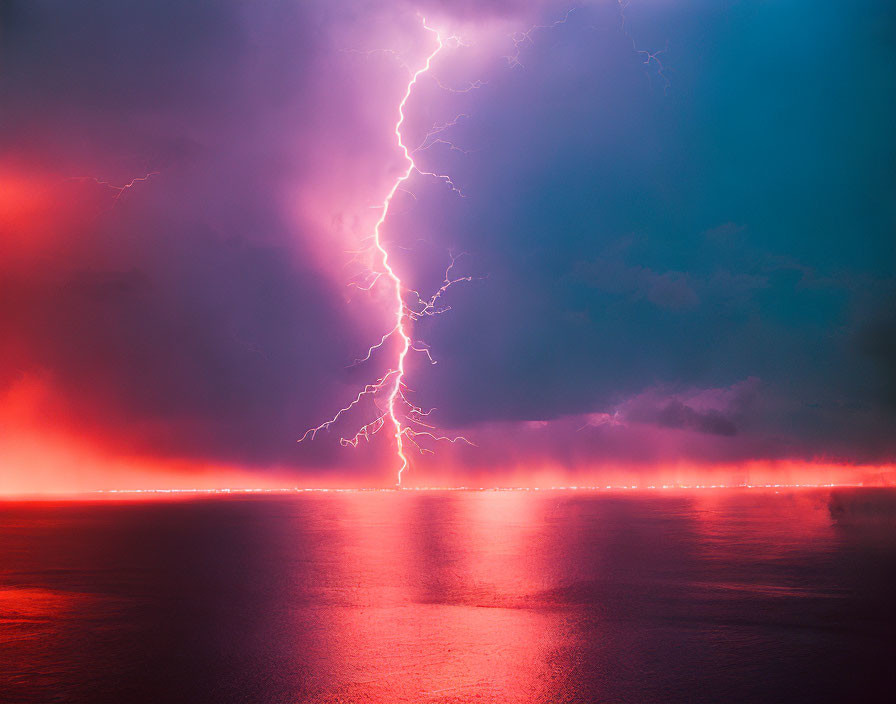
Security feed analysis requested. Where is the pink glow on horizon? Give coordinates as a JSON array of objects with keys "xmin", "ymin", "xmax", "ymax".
[{"xmin": 1, "ymin": 369, "xmax": 893, "ymax": 496}]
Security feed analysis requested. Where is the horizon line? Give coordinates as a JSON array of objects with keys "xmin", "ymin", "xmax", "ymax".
[{"xmin": 1, "ymin": 482, "xmax": 888, "ymax": 500}]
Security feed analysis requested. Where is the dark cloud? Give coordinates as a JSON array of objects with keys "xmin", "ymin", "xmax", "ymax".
[
  {"xmin": 640, "ymin": 401, "xmax": 736, "ymax": 436},
  {"xmin": 859, "ymin": 302, "xmax": 896, "ymax": 411},
  {"xmin": 616, "ymin": 378, "xmax": 759, "ymax": 437},
  {"xmin": 573, "ymin": 258, "xmax": 700, "ymax": 310},
  {"xmin": 1, "ymin": 0, "xmax": 894, "ymax": 479}
]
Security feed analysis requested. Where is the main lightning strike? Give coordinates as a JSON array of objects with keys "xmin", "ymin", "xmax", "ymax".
[
  {"xmin": 300, "ymin": 17, "xmax": 474, "ymax": 486},
  {"xmin": 303, "ymin": 6, "xmax": 668, "ymax": 486}
]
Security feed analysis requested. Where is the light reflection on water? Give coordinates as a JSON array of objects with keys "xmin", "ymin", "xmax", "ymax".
[{"xmin": 0, "ymin": 489, "xmax": 894, "ymax": 703}]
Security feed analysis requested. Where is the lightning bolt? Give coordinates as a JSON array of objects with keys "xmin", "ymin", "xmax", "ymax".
[
  {"xmin": 300, "ymin": 17, "xmax": 474, "ymax": 486},
  {"xmin": 92, "ymin": 172, "xmax": 159, "ymax": 200},
  {"xmin": 616, "ymin": 1, "xmax": 671, "ymax": 93},
  {"xmin": 506, "ymin": 6, "xmax": 578, "ymax": 68},
  {"xmin": 66, "ymin": 171, "xmax": 159, "ymax": 209},
  {"xmin": 508, "ymin": 3, "xmax": 671, "ymax": 92},
  {"xmin": 303, "ymin": 6, "xmax": 669, "ymax": 486}
]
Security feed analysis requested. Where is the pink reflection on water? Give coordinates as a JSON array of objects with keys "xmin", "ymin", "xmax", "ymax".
[
  {"xmin": 690, "ymin": 490, "xmax": 837, "ymax": 564},
  {"xmin": 280, "ymin": 491, "xmax": 567, "ymax": 702},
  {"xmin": 2, "ymin": 491, "xmax": 894, "ymax": 703}
]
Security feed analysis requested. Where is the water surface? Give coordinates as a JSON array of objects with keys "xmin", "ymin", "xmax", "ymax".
[{"xmin": 1, "ymin": 489, "xmax": 895, "ymax": 702}]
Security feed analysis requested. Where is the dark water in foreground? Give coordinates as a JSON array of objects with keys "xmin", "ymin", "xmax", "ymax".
[{"xmin": 1, "ymin": 490, "xmax": 895, "ymax": 703}]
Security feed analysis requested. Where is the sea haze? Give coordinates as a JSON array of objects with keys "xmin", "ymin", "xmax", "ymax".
[{"xmin": 1, "ymin": 489, "xmax": 895, "ymax": 703}]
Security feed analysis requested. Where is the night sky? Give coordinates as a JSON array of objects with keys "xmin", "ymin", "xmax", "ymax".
[{"xmin": 1, "ymin": 0, "xmax": 894, "ymax": 490}]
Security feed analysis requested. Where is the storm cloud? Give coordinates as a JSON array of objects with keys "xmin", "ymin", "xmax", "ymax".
[{"xmin": 1, "ymin": 0, "xmax": 894, "ymax": 485}]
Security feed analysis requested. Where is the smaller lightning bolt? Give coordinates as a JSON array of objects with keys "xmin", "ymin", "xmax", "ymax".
[
  {"xmin": 635, "ymin": 42, "xmax": 670, "ymax": 95},
  {"xmin": 506, "ymin": 6, "xmax": 579, "ymax": 68},
  {"xmin": 97, "ymin": 172, "xmax": 159, "ymax": 200},
  {"xmin": 616, "ymin": 0, "xmax": 671, "ymax": 93},
  {"xmin": 508, "ymin": 3, "xmax": 672, "ymax": 94},
  {"xmin": 66, "ymin": 171, "xmax": 159, "ymax": 207}
]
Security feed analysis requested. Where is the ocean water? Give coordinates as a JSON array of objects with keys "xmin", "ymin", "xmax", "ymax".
[{"xmin": 1, "ymin": 489, "xmax": 895, "ymax": 703}]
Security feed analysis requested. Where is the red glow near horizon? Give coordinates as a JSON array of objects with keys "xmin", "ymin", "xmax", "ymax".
[
  {"xmin": 85, "ymin": 483, "xmax": 870, "ymax": 496},
  {"xmin": 2, "ymin": 462, "xmax": 890, "ymax": 498}
]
